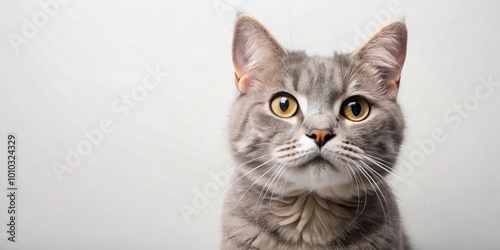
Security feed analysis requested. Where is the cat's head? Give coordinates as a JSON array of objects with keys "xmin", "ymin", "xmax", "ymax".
[{"xmin": 229, "ymin": 15, "xmax": 407, "ymax": 196}]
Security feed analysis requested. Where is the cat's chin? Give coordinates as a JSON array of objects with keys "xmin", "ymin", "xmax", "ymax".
[
  {"xmin": 284, "ymin": 156, "xmax": 351, "ymax": 192},
  {"xmin": 302, "ymin": 156, "xmax": 338, "ymax": 171}
]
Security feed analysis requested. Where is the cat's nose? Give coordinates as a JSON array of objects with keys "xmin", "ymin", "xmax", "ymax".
[{"xmin": 306, "ymin": 129, "xmax": 334, "ymax": 148}]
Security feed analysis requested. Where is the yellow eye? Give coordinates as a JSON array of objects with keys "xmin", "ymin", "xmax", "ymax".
[
  {"xmin": 270, "ymin": 93, "xmax": 299, "ymax": 118},
  {"xmin": 342, "ymin": 97, "xmax": 370, "ymax": 122}
]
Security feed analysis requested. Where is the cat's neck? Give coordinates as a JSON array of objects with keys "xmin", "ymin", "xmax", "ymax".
[
  {"xmin": 270, "ymin": 179, "xmax": 393, "ymax": 243},
  {"xmin": 226, "ymin": 174, "xmax": 396, "ymax": 247}
]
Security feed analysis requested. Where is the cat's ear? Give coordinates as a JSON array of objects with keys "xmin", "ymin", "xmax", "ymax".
[
  {"xmin": 351, "ymin": 21, "xmax": 407, "ymax": 98},
  {"xmin": 232, "ymin": 14, "xmax": 286, "ymax": 93}
]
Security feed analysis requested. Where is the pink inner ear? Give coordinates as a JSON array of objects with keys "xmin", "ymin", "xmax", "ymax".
[
  {"xmin": 233, "ymin": 44, "xmax": 253, "ymax": 93},
  {"xmin": 393, "ymin": 43, "xmax": 407, "ymax": 80},
  {"xmin": 233, "ymin": 46, "xmax": 247, "ymax": 79},
  {"xmin": 386, "ymin": 79, "xmax": 399, "ymax": 97},
  {"xmin": 352, "ymin": 21, "xmax": 407, "ymax": 98},
  {"xmin": 383, "ymin": 66, "xmax": 402, "ymax": 98},
  {"xmin": 387, "ymin": 45, "xmax": 406, "ymax": 93}
]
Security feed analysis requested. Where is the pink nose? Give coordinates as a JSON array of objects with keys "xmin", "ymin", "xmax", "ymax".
[{"xmin": 306, "ymin": 129, "xmax": 334, "ymax": 148}]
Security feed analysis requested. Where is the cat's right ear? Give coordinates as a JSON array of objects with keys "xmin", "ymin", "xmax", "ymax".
[
  {"xmin": 351, "ymin": 20, "xmax": 407, "ymax": 99},
  {"xmin": 232, "ymin": 14, "xmax": 286, "ymax": 93}
]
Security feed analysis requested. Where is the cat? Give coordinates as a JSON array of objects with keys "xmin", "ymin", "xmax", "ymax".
[{"xmin": 222, "ymin": 14, "xmax": 409, "ymax": 250}]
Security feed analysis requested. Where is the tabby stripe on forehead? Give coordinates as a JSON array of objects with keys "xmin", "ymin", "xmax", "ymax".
[
  {"xmin": 283, "ymin": 76, "xmax": 296, "ymax": 91},
  {"xmin": 306, "ymin": 63, "xmax": 317, "ymax": 91},
  {"xmin": 314, "ymin": 61, "xmax": 326, "ymax": 89},
  {"xmin": 286, "ymin": 53, "xmax": 307, "ymax": 91},
  {"xmin": 291, "ymin": 66, "xmax": 302, "ymax": 91}
]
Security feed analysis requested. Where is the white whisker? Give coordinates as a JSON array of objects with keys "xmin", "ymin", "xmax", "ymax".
[
  {"xmin": 360, "ymin": 154, "xmax": 447, "ymax": 232},
  {"xmin": 256, "ymin": 164, "xmax": 285, "ymax": 220},
  {"xmin": 350, "ymin": 159, "xmax": 389, "ymax": 225},
  {"xmin": 180, "ymin": 143, "xmax": 272, "ymax": 172},
  {"xmin": 345, "ymin": 162, "xmax": 367, "ymax": 226},
  {"xmin": 203, "ymin": 157, "xmax": 276, "ymax": 215},
  {"xmin": 231, "ymin": 163, "xmax": 280, "ymax": 213},
  {"xmin": 269, "ymin": 165, "xmax": 287, "ymax": 208},
  {"xmin": 363, "ymin": 154, "xmax": 449, "ymax": 209}
]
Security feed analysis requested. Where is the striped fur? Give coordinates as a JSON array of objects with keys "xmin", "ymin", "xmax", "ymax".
[{"xmin": 222, "ymin": 15, "xmax": 409, "ymax": 250}]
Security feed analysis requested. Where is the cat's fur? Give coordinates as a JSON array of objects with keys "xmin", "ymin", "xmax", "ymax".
[{"xmin": 222, "ymin": 14, "xmax": 409, "ymax": 250}]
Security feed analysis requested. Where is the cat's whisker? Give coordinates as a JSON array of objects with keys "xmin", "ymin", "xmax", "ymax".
[
  {"xmin": 360, "ymin": 160, "xmax": 393, "ymax": 185},
  {"xmin": 269, "ymin": 164, "xmax": 288, "ymax": 208},
  {"xmin": 345, "ymin": 162, "xmax": 367, "ymax": 227},
  {"xmin": 343, "ymin": 158, "xmax": 365, "ymax": 219},
  {"xmin": 354, "ymin": 164, "xmax": 385, "ymax": 223},
  {"xmin": 276, "ymin": 166, "xmax": 291, "ymax": 202},
  {"xmin": 229, "ymin": 153, "xmax": 275, "ymax": 172},
  {"xmin": 179, "ymin": 155, "xmax": 232, "ymax": 173},
  {"xmin": 412, "ymin": 188, "xmax": 444, "ymax": 236},
  {"xmin": 363, "ymin": 151, "xmax": 398, "ymax": 160},
  {"xmin": 367, "ymin": 151, "xmax": 426, "ymax": 178},
  {"xmin": 231, "ymin": 163, "xmax": 280, "ymax": 213},
  {"xmin": 344, "ymin": 161, "xmax": 355, "ymax": 182},
  {"xmin": 361, "ymin": 154, "xmax": 405, "ymax": 182},
  {"xmin": 256, "ymin": 164, "xmax": 285, "ymax": 221},
  {"xmin": 274, "ymin": 143, "xmax": 299, "ymax": 153},
  {"xmin": 347, "ymin": 166, "xmax": 363, "ymax": 221},
  {"xmin": 357, "ymin": 159, "xmax": 394, "ymax": 225},
  {"xmin": 350, "ymin": 159, "xmax": 389, "ymax": 225},
  {"xmin": 358, "ymin": 159, "xmax": 392, "ymax": 190},
  {"xmin": 360, "ymin": 155, "xmax": 446, "ymax": 232},
  {"xmin": 205, "ymin": 157, "xmax": 277, "ymax": 214},
  {"xmin": 180, "ymin": 143, "xmax": 272, "ymax": 172},
  {"xmin": 369, "ymin": 152, "xmax": 445, "ymax": 234},
  {"xmin": 362, "ymin": 153, "xmax": 427, "ymax": 194},
  {"xmin": 363, "ymin": 154, "xmax": 450, "ymax": 209},
  {"xmin": 253, "ymin": 164, "xmax": 281, "ymax": 218},
  {"xmin": 280, "ymin": 149, "xmax": 315, "ymax": 166}
]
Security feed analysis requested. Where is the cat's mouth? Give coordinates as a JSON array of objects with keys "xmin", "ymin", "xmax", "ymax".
[{"xmin": 303, "ymin": 156, "xmax": 339, "ymax": 171}]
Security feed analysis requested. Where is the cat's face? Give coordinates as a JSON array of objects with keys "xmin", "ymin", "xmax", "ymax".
[{"xmin": 229, "ymin": 15, "xmax": 407, "ymax": 195}]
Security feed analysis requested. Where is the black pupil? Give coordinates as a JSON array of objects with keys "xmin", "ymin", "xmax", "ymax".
[
  {"xmin": 349, "ymin": 101, "xmax": 362, "ymax": 116},
  {"xmin": 279, "ymin": 97, "xmax": 289, "ymax": 112}
]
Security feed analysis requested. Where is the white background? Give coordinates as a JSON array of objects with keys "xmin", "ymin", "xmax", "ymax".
[{"xmin": 0, "ymin": 0, "xmax": 499, "ymax": 249}]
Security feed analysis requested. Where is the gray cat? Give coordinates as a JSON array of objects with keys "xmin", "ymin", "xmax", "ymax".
[{"xmin": 222, "ymin": 14, "xmax": 409, "ymax": 250}]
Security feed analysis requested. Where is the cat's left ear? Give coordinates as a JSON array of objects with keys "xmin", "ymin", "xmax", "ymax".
[
  {"xmin": 232, "ymin": 14, "xmax": 286, "ymax": 93},
  {"xmin": 351, "ymin": 21, "xmax": 407, "ymax": 99}
]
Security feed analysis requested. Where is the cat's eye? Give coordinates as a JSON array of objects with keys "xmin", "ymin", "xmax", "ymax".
[
  {"xmin": 270, "ymin": 93, "xmax": 299, "ymax": 118},
  {"xmin": 341, "ymin": 97, "xmax": 370, "ymax": 122}
]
